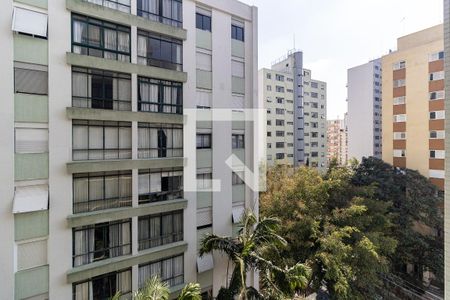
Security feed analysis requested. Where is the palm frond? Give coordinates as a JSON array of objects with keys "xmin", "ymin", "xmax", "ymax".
[
  {"xmin": 134, "ymin": 275, "xmax": 170, "ymax": 300},
  {"xmin": 199, "ymin": 234, "xmax": 239, "ymax": 259},
  {"xmin": 178, "ymin": 282, "xmax": 202, "ymax": 300}
]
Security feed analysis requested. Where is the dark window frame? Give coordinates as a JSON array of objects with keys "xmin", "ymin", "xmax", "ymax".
[
  {"xmin": 87, "ymin": 0, "xmax": 131, "ymax": 13},
  {"xmin": 196, "ymin": 13, "xmax": 211, "ymax": 31},
  {"xmin": 137, "ymin": 0, "xmax": 183, "ymax": 28},
  {"xmin": 232, "ymin": 134, "xmax": 245, "ymax": 149},
  {"xmin": 231, "ymin": 24, "xmax": 244, "ymax": 41},
  {"xmin": 196, "ymin": 133, "xmax": 212, "ymax": 149},
  {"xmin": 138, "ymin": 210, "xmax": 183, "ymax": 250},
  {"xmin": 138, "ymin": 255, "xmax": 184, "ymax": 288},
  {"xmin": 138, "ymin": 123, "xmax": 183, "ymax": 159},
  {"xmin": 138, "ymin": 77, "xmax": 183, "ymax": 114},
  {"xmin": 138, "ymin": 168, "xmax": 183, "ymax": 204}
]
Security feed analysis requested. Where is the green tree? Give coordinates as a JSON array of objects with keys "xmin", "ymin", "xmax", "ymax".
[{"xmin": 199, "ymin": 209, "xmax": 311, "ymax": 299}]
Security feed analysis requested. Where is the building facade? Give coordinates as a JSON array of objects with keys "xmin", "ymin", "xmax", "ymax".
[
  {"xmin": 444, "ymin": 0, "xmax": 450, "ymax": 295},
  {"xmin": 0, "ymin": 0, "xmax": 258, "ymax": 299},
  {"xmin": 347, "ymin": 59, "xmax": 382, "ymax": 162},
  {"xmin": 261, "ymin": 51, "xmax": 327, "ymax": 171},
  {"xmin": 327, "ymin": 118, "xmax": 347, "ymax": 166},
  {"xmin": 382, "ymin": 25, "xmax": 444, "ymax": 190}
]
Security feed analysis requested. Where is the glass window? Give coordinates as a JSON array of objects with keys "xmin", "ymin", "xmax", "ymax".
[
  {"xmin": 137, "ymin": 0, "xmax": 182, "ymax": 28},
  {"xmin": 72, "ymin": 14, "xmax": 130, "ymax": 62},
  {"xmin": 138, "ymin": 210, "xmax": 183, "ymax": 250},
  {"xmin": 196, "ymin": 134, "xmax": 211, "ymax": 149},
  {"xmin": 232, "ymin": 172, "xmax": 244, "ymax": 185},
  {"xmin": 196, "ymin": 13, "xmax": 211, "ymax": 31},
  {"xmin": 138, "ymin": 123, "xmax": 183, "ymax": 159},
  {"xmin": 232, "ymin": 134, "xmax": 245, "ymax": 149},
  {"xmin": 73, "ymin": 269, "xmax": 132, "ymax": 300},
  {"xmin": 231, "ymin": 24, "xmax": 244, "ymax": 41},
  {"xmin": 138, "ymin": 168, "xmax": 183, "ymax": 204},
  {"xmin": 139, "ymin": 255, "xmax": 184, "ymax": 288},
  {"xmin": 137, "ymin": 30, "xmax": 182, "ymax": 71},
  {"xmin": 14, "ymin": 63, "xmax": 48, "ymax": 95},
  {"xmin": 138, "ymin": 77, "xmax": 182, "ymax": 114},
  {"xmin": 86, "ymin": 0, "xmax": 131, "ymax": 13}
]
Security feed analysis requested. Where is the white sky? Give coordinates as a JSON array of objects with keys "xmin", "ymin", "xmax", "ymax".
[{"xmin": 239, "ymin": 0, "xmax": 444, "ymax": 119}]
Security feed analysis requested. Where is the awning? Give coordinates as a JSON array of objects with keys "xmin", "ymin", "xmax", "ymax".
[
  {"xmin": 13, "ymin": 185, "xmax": 48, "ymax": 214},
  {"xmin": 232, "ymin": 205, "xmax": 245, "ymax": 224},
  {"xmin": 197, "ymin": 253, "xmax": 214, "ymax": 273},
  {"xmin": 12, "ymin": 7, "xmax": 48, "ymax": 37}
]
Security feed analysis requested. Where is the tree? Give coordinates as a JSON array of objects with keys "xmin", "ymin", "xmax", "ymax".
[
  {"xmin": 260, "ymin": 165, "xmax": 397, "ymax": 299},
  {"xmin": 178, "ymin": 283, "xmax": 202, "ymax": 300},
  {"xmin": 199, "ymin": 209, "xmax": 311, "ymax": 299}
]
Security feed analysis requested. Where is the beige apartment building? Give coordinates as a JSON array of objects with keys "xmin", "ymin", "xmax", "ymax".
[
  {"xmin": 382, "ymin": 24, "xmax": 445, "ymax": 190},
  {"xmin": 327, "ymin": 118, "xmax": 347, "ymax": 165},
  {"xmin": 444, "ymin": 0, "xmax": 450, "ymax": 294}
]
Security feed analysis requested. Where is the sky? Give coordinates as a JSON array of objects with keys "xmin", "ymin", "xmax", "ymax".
[{"xmin": 239, "ymin": 0, "xmax": 444, "ymax": 119}]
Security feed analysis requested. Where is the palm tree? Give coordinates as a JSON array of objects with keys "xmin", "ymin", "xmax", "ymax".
[
  {"xmin": 178, "ymin": 282, "xmax": 202, "ymax": 300},
  {"xmin": 199, "ymin": 209, "xmax": 311, "ymax": 299}
]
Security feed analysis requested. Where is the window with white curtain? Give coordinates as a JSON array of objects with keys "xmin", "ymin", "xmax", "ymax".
[
  {"xmin": 231, "ymin": 60, "xmax": 244, "ymax": 78},
  {"xmin": 232, "ymin": 134, "xmax": 245, "ymax": 149},
  {"xmin": 393, "ymin": 114, "xmax": 407, "ymax": 123},
  {"xmin": 72, "ymin": 67, "xmax": 131, "ymax": 111},
  {"xmin": 73, "ymin": 268, "xmax": 132, "ymax": 300},
  {"xmin": 429, "ymin": 71, "xmax": 444, "ymax": 81},
  {"xmin": 86, "ymin": 0, "xmax": 131, "ymax": 13},
  {"xmin": 137, "ymin": 0, "xmax": 182, "ymax": 27},
  {"xmin": 12, "ymin": 7, "xmax": 48, "ymax": 38},
  {"xmin": 73, "ymin": 219, "xmax": 131, "ymax": 267},
  {"xmin": 15, "ymin": 127, "xmax": 48, "ymax": 154},
  {"xmin": 196, "ymin": 52, "xmax": 212, "ymax": 72},
  {"xmin": 137, "ymin": 29, "xmax": 182, "ymax": 71},
  {"xmin": 139, "ymin": 255, "xmax": 184, "ymax": 288},
  {"xmin": 393, "ymin": 149, "xmax": 406, "ymax": 157},
  {"xmin": 197, "ymin": 173, "xmax": 212, "ymax": 190},
  {"xmin": 196, "ymin": 89, "xmax": 212, "ymax": 108},
  {"xmin": 72, "ymin": 120, "xmax": 132, "ymax": 161},
  {"xmin": 138, "ymin": 210, "xmax": 183, "ymax": 250},
  {"xmin": 429, "ymin": 90, "xmax": 445, "ymax": 100},
  {"xmin": 72, "ymin": 14, "xmax": 130, "ymax": 62},
  {"xmin": 430, "ymin": 130, "xmax": 445, "ymax": 139},
  {"xmin": 138, "ymin": 123, "xmax": 183, "ymax": 159},
  {"xmin": 138, "ymin": 168, "xmax": 183, "ymax": 204},
  {"xmin": 138, "ymin": 77, "xmax": 182, "ymax": 114},
  {"xmin": 73, "ymin": 171, "xmax": 132, "ymax": 214},
  {"xmin": 430, "ymin": 111, "xmax": 445, "ymax": 120}
]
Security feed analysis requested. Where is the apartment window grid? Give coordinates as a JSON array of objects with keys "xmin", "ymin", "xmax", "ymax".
[
  {"xmin": 14, "ymin": 64, "xmax": 48, "ymax": 95},
  {"xmin": 73, "ymin": 171, "xmax": 132, "ymax": 214},
  {"xmin": 138, "ymin": 123, "xmax": 183, "ymax": 159},
  {"xmin": 231, "ymin": 24, "xmax": 244, "ymax": 42},
  {"xmin": 196, "ymin": 133, "xmax": 211, "ymax": 149},
  {"xmin": 139, "ymin": 255, "xmax": 184, "ymax": 288},
  {"xmin": 137, "ymin": 0, "xmax": 183, "ymax": 28},
  {"xmin": 72, "ymin": 219, "xmax": 131, "ymax": 267},
  {"xmin": 196, "ymin": 13, "xmax": 211, "ymax": 31},
  {"xmin": 72, "ymin": 67, "xmax": 132, "ymax": 111},
  {"xmin": 197, "ymin": 173, "xmax": 212, "ymax": 190},
  {"xmin": 72, "ymin": 14, "xmax": 131, "ymax": 62},
  {"xmin": 72, "ymin": 268, "xmax": 132, "ymax": 300},
  {"xmin": 137, "ymin": 30, "xmax": 182, "ymax": 71},
  {"xmin": 85, "ymin": 0, "xmax": 131, "ymax": 13},
  {"xmin": 138, "ymin": 77, "xmax": 183, "ymax": 114},
  {"xmin": 138, "ymin": 168, "xmax": 183, "ymax": 204},
  {"xmin": 429, "ymin": 51, "xmax": 444, "ymax": 62},
  {"xmin": 72, "ymin": 120, "xmax": 132, "ymax": 161},
  {"xmin": 429, "ymin": 90, "xmax": 445, "ymax": 101},
  {"xmin": 393, "ymin": 60, "xmax": 406, "ymax": 70},
  {"xmin": 232, "ymin": 134, "xmax": 245, "ymax": 149},
  {"xmin": 138, "ymin": 210, "xmax": 183, "ymax": 250}
]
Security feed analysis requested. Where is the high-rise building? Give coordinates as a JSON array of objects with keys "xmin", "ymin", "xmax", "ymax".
[
  {"xmin": 260, "ymin": 51, "xmax": 327, "ymax": 171},
  {"xmin": 444, "ymin": 0, "xmax": 450, "ymax": 294},
  {"xmin": 327, "ymin": 118, "xmax": 348, "ymax": 166},
  {"xmin": 347, "ymin": 59, "xmax": 382, "ymax": 162},
  {"xmin": 382, "ymin": 25, "xmax": 444, "ymax": 190},
  {"xmin": 0, "ymin": 0, "xmax": 258, "ymax": 299}
]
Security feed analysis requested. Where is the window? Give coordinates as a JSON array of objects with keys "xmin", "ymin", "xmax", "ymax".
[
  {"xmin": 267, "ymin": 132, "xmax": 271, "ymax": 137},
  {"xmin": 393, "ymin": 114, "xmax": 406, "ymax": 123},
  {"xmin": 73, "ymin": 269, "xmax": 132, "ymax": 300},
  {"xmin": 275, "ymin": 131, "xmax": 284, "ymax": 137},
  {"xmin": 73, "ymin": 171, "xmax": 132, "ymax": 214},
  {"xmin": 430, "ymin": 111, "xmax": 445, "ymax": 120},
  {"xmin": 430, "ymin": 90, "xmax": 445, "ymax": 100},
  {"xmin": 393, "ymin": 60, "xmax": 406, "ymax": 70},
  {"xmin": 430, "ymin": 130, "xmax": 445, "ymax": 139},
  {"xmin": 139, "ymin": 168, "xmax": 183, "ymax": 204},
  {"xmin": 311, "ymin": 112, "xmax": 318, "ymax": 118},
  {"xmin": 287, "ymin": 89, "xmax": 293, "ymax": 93},
  {"xmin": 232, "ymin": 134, "xmax": 245, "ymax": 149},
  {"xmin": 275, "ymin": 108, "xmax": 285, "ymax": 115},
  {"xmin": 311, "ymin": 92, "xmax": 319, "ymax": 98},
  {"xmin": 197, "ymin": 89, "xmax": 212, "ymax": 108},
  {"xmin": 137, "ymin": 30, "xmax": 182, "ymax": 71},
  {"xmin": 430, "ymin": 71, "xmax": 444, "ymax": 81},
  {"xmin": 430, "ymin": 169, "xmax": 445, "ymax": 179},
  {"xmin": 276, "ymin": 97, "xmax": 284, "ymax": 104},
  {"xmin": 138, "ymin": 77, "xmax": 182, "ymax": 114},
  {"xmin": 393, "ymin": 96, "xmax": 405, "ymax": 105},
  {"xmin": 137, "ymin": 0, "xmax": 182, "ymax": 28},
  {"xmin": 267, "ymin": 143, "xmax": 271, "ymax": 148},
  {"xmin": 311, "ymin": 102, "xmax": 318, "ymax": 109},
  {"xmin": 72, "ymin": 67, "xmax": 131, "ymax": 111},
  {"xmin": 138, "ymin": 210, "xmax": 183, "ymax": 250},
  {"xmin": 276, "ymin": 142, "xmax": 284, "ymax": 148},
  {"xmin": 232, "ymin": 172, "xmax": 244, "ymax": 185},
  {"xmin": 14, "ymin": 63, "xmax": 48, "ymax": 95},
  {"xmin": 196, "ymin": 13, "xmax": 211, "ymax": 31},
  {"xmin": 72, "ymin": 120, "xmax": 132, "ymax": 160},
  {"xmin": 231, "ymin": 25, "xmax": 244, "ymax": 41},
  {"xmin": 231, "ymin": 60, "xmax": 245, "ymax": 78},
  {"xmin": 311, "ymin": 82, "xmax": 318, "ymax": 88},
  {"xmin": 139, "ymin": 255, "xmax": 184, "ymax": 288},
  {"xmin": 393, "ymin": 132, "xmax": 406, "ymax": 140},
  {"xmin": 12, "ymin": 7, "xmax": 48, "ymax": 38},
  {"xmin": 393, "ymin": 79, "xmax": 406, "ymax": 88},
  {"xmin": 15, "ymin": 127, "xmax": 48, "ymax": 154},
  {"xmin": 72, "ymin": 14, "xmax": 130, "ymax": 62},
  {"xmin": 267, "ymin": 85, "xmax": 272, "ymax": 91},
  {"xmin": 267, "ymin": 154, "xmax": 272, "ymax": 160},
  {"xmin": 87, "ymin": 0, "xmax": 131, "ymax": 13},
  {"xmin": 393, "ymin": 149, "xmax": 406, "ymax": 157},
  {"xmin": 430, "ymin": 150, "xmax": 445, "ymax": 159},
  {"xmin": 276, "ymin": 153, "xmax": 285, "ymax": 159},
  {"xmin": 429, "ymin": 51, "xmax": 444, "ymax": 62},
  {"xmin": 73, "ymin": 219, "xmax": 131, "ymax": 267},
  {"xmin": 138, "ymin": 123, "xmax": 183, "ymax": 158},
  {"xmin": 196, "ymin": 51, "xmax": 212, "ymax": 71},
  {"xmin": 197, "ymin": 173, "xmax": 212, "ymax": 190},
  {"xmin": 266, "ymin": 73, "xmax": 271, "ymax": 79},
  {"xmin": 17, "ymin": 239, "xmax": 47, "ymax": 271},
  {"xmin": 267, "ymin": 120, "xmax": 271, "ymax": 126},
  {"xmin": 275, "ymin": 119, "xmax": 284, "ymax": 126},
  {"xmin": 275, "ymin": 74, "xmax": 284, "ymax": 82},
  {"xmin": 196, "ymin": 134, "xmax": 211, "ymax": 149},
  {"xmin": 276, "ymin": 86, "xmax": 285, "ymax": 93}
]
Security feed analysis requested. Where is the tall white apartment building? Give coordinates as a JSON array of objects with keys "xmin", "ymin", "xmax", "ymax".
[
  {"xmin": 347, "ymin": 59, "xmax": 382, "ymax": 162},
  {"xmin": 260, "ymin": 51, "xmax": 327, "ymax": 171},
  {"xmin": 0, "ymin": 0, "xmax": 258, "ymax": 299}
]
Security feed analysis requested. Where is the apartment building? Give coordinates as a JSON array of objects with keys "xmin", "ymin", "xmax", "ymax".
[
  {"xmin": 0, "ymin": 0, "xmax": 258, "ymax": 299},
  {"xmin": 260, "ymin": 51, "xmax": 328, "ymax": 171},
  {"xmin": 444, "ymin": 0, "xmax": 450, "ymax": 294},
  {"xmin": 382, "ymin": 25, "xmax": 444, "ymax": 190},
  {"xmin": 347, "ymin": 59, "xmax": 382, "ymax": 162},
  {"xmin": 327, "ymin": 118, "xmax": 348, "ymax": 166}
]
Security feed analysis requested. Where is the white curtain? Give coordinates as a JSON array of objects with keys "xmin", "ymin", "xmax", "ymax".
[
  {"xmin": 72, "ymin": 72, "xmax": 88, "ymax": 107},
  {"xmin": 74, "ymin": 177, "xmax": 89, "ymax": 212},
  {"xmin": 173, "ymin": 256, "xmax": 184, "ymax": 285},
  {"xmin": 173, "ymin": 128, "xmax": 183, "ymax": 156},
  {"xmin": 138, "ymin": 127, "xmax": 150, "ymax": 158},
  {"xmin": 105, "ymin": 127, "xmax": 119, "ymax": 159},
  {"xmin": 139, "ymin": 173, "xmax": 150, "ymax": 195},
  {"xmin": 162, "ymin": 258, "xmax": 173, "ymax": 284},
  {"xmin": 121, "ymin": 222, "xmax": 131, "ymax": 255},
  {"xmin": 172, "ymin": 0, "xmax": 182, "ymax": 23},
  {"xmin": 89, "ymin": 177, "xmax": 104, "ymax": 203},
  {"xmin": 119, "ymin": 174, "xmax": 132, "ymax": 200},
  {"xmin": 74, "ymin": 228, "xmax": 94, "ymax": 267},
  {"xmin": 138, "ymin": 218, "xmax": 149, "ymax": 249},
  {"xmin": 104, "ymin": 176, "xmax": 119, "ymax": 204},
  {"xmin": 163, "ymin": 86, "xmax": 172, "ymax": 113},
  {"xmin": 109, "ymin": 223, "xmax": 121, "ymax": 257},
  {"xmin": 104, "ymin": 28, "xmax": 117, "ymax": 51},
  {"xmin": 88, "ymin": 126, "xmax": 103, "ymax": 160},
  {"xmin": 162, "ymin": 214, "xmax": 173, "ymax": 244},
  {"xmin": 116, "ymin": 270, "xmax": 132, "ymax": 298},
  {"xmin": 150, "ymin": 216, "xmax": 161, "ymax": 247},
  {"xmin": 150, "ymin": 128, "xmax": 159, "ymax": 158},
  {"xmin": 137, "ymin": 35, "xmax": 147, "ymax": 65},
  {"xmin": 150, "ymin": 172, "xmax": 162, "ymax": 193},
  {"xmin": 74, "ymin": 281, "xmax": 90, "ymax": 300},
  {"xmin": 174, "ymin": 44, "xmax": 182, "ymax": 66},
  {"xmin": 118, "ymin": 32, "xmax": 130, "ymax": 54},
  {"xmin": 73, "ymin": 20, "xmax": 85, "ymax": 44},
  {"xmin": 119, "ymin": 127, "xmax": 132, "ymax": 159},
  {"xmin": 173, "ymin": 212, "xmax": 183, "ymax": 241},
  {"xmin": 139, "ymin": 81, "xmax": 150, "ymax": 112},
  {"xmin": 73, "ymin": 125, "xmax": 88, "ymax": 160}
]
